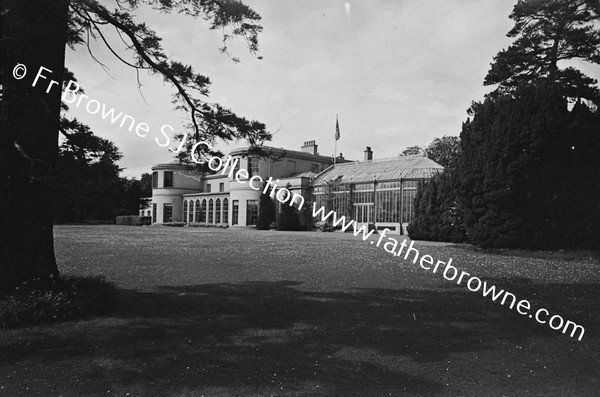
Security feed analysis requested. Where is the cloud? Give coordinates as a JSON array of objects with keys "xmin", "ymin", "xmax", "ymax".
[{"xmin": 65, "ymin": 0, "xmax": 522, "ymax": 177}]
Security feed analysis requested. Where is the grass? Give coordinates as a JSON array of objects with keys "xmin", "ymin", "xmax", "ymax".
[{"xmin": 0, "ymin": 225, "xmax": 599, "ymax": 396}]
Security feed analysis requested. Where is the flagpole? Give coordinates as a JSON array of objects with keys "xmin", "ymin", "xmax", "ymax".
[{"xmin": 334, "ymin": 114, "xmax": 338, "ymax": 165}]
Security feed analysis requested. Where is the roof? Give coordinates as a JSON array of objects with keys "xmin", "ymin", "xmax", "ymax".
[
  {"xmin": 313, "ymin": 155, "xmax": 444, "ymax": 185},
  {"xmin": 285, "ymin": 171, "xmax": 319, "ymax": 179},
  {"xmin": 228, "ymin": 145, "xmax": 341, "ymax": 164}
]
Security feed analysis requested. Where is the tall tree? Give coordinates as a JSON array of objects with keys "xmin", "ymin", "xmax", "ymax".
[
  {"xmin": 484, "ymin": 0, "xmax": 600, "ymax": 102},
  {"xmin": 139, "ymin": 173, "xmax": 152, "ymax": 199},
  {"xmin": 256, "ymin": 184, "xmax": 275, "ymax": 230},
  {"xmin": 401, "ymin": 145, "xmax": 422, "ymax": 156},
  {"xmin": 55, "ymin": 118, "xmax": 125, "ymax": 222},
  {"xmin": 0, "ymin": 0, "xmax": 269, "ymax": 290},
  {"xmin": 426, "ymin": 136, "xmax": 461, "ymax": 168}
]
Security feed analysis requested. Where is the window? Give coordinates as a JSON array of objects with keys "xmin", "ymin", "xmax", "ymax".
[
  {"xmin": 287, "ymin": 160, "xmax": 296, "ymax": 174},
  {"xmin": 246, "ymin": 199, "xmax": 259, "ymax": 226},
  {"xmin": 311, "ymin": 164, "xmax": 320, "ymax": 173},
  {"xmin": 152, "ymin": 172, "xmax": 158, "ymax": 189},
  {"xmin": 206, "ymin": 184, "xmax": 211, "ymax": 193},
  {"xmin": 200, "ymin": 199, "xmax": 207, "ymax": 222},
  {"xmin": 183, "ymin": 201, "xmax": 188, "ymax": 223},
  {"xmin": 164, "ymin": 171, "xmax": 173, "ymax": 187},
  {"xmin": 189, "ymin": 200, "xmax": 194, "ymax": 223},
  {"xmin": 401, "ymin": 189, "xmax": 417, "ymax": 224},
  {"xmin": 215, "ymin": 198, "xmax": 221, "ymax": 223},
  {"xmin": 233, "ymin": 158, "xmax": 240, "ymax": 176},
  {"xmin": 163, "ymin": 203, "xmax": 173, "ymax": 223},
  {"xmin": 248, "ymin": 157, "xmax": 260, "ymax": 177},
  {"xmin": 354, "ymin": 204, "xmax": 373, "ymax": 223},
  {"xmin": 152, "ymin": 203, "xmax": 157, "ymax": 223},
  {"xmin": 194, "ymin": 200, "xmax": 201, "ymax": 222},
  {"xmin": 223, "ymin": 198, "xmax": 229, "ymax": 225},
  {"xmin": 208, "ymin": 199, "xmax": 214, "ymax": 223},
  {"xmin": 376, "ymin": 190, "xmax": 400, "ymax": 223},
  {"xmin": 232, "ymin": 200, "xmax": 239, "ymax": 225},
  {"xmin": 219, "ymin": 182, "xmax": 225, "ymax": 192}
]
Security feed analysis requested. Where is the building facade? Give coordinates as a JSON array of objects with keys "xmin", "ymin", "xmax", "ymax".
[
  {"xmin": 146, "ymin": 141, "xmax": 336, "ymax": 227},
  {"xmin": 312, "ymin": 147, "xmax": 443, "ymax": 235},
  {"xmin": 143, "ymin": 141, "xmax": 443, "ymax": 235}
]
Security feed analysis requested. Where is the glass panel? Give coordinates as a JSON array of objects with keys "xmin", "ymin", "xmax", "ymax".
[
  {"xmin": 401, "ymin": 189, "xmax": 417, "ymax": 223},
  {"xmin": 232, "ymin": 200, "xmax": 239, "ymax": 225},
  {"xmin": 215, "ymin": 198, "xmax": 221, "ymax": 223},
  {"xmin": 194, "ymin": 200, "xmax": 201, "ymax": 222},
  {"xmin": 164, "ymin": 171, "xmax": 173, "ymax": 188},
  {"xmin": 208, "ymin": 199, "xmax": 214, "ymax": 223},
  {"xmin": 200, "ymin": 200, "xmax": 206, "ymax": 222},
  {"xmin": 223, "ymin": 198, "xmax": 229, "ymax": 225},
  {"xmin": 163, "ymin": 203, "xmax": 172, "ymax": 223},
  {"xmin": 248, "ymin": 158, "xmax": 260, "ymax": 177},
  {"xmin": 246, "ymin": 199, "xmax": 258, "ymax": 226}
]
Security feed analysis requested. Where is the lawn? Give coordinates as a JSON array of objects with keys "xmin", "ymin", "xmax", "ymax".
[{"xmin": 1, "ymin": 225, "xmax": 599, "ymax": 396}]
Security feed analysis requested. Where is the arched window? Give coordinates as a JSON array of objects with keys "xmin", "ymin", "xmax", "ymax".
[
  {"xmin": 223, "ymin": 198, "xmax": 229, "ymax": 225},
  {"xmin": 183, "ymin": 200, "xmax": 188, "ymax": 223},
  {"xmin": 208, "ymin": 199, "xmax": 214, "ymax": 223},
  {"xmin": 189, "ymin": 200, "xmax": 195, "ymax": 223},
  {"xmin": 215, "ymin": 198, "xmax": 221, "ymax": 223},
  {"xmin": 200, "ymin": 199, "xmax": 207, "ymax": 223},
  {"xmin": 194, "ymin": 200, "xmax": 201, "ymax": 223}
]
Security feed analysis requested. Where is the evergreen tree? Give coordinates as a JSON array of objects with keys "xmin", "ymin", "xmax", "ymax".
[
  {"xmin": 278, "ymin": 202, "xmax": 301, "ymax": 231},
  {"xmin": 55, "ymin": 118, "xmax": 125, "ymax": 222},
  {"xmin": 1, "ymin": 0, "xmax": 268, "ymax": 290},
  {"xmin": 277, "ymin": 184, "xmax": 301, "ymax": 231},
  {"xmin": 408, "ymin": 170, "xmax": 467, "ymax": 243},
  {"xmin": 458, "ymin": 84, "xmax": 600, "ymax": 248},
  {"xmin": 256, "ymin": 185, "xmax": 275, "ymax": 230},
  {"xmin": 484, "ymin": 0, "xmax": 600, "ymax": 102}
]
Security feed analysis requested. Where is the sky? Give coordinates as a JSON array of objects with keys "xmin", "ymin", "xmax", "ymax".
[{"xmin": 63, "ymin": 0, "xmax": 597, "ymax": 178}]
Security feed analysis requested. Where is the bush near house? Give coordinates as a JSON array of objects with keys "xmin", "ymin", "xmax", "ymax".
[
  {"xmin": 257, "ymin": 186, "xmax": 276, "ymax": 230},
  {"xmin": 115, "ymin": 215, "xmax": 151, "ymax": 226},
  {"xmin": 408, "ymin": 171, "xmax": 467, "ymax": 243},
  {"xmin": 278, "ymin": 202, "xmax": 301, "ymax": 231}
]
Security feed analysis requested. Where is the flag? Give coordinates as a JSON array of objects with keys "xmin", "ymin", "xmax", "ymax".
[{"xmin": 335, "ymin": 116, "xmax": 340, "ymax": 141}]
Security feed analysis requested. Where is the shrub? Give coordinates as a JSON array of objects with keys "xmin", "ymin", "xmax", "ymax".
[
  {"xmin": 257, "ymin": 186, "xmax": 275, "ymax": 230},
  {"xmin": 408, "ymin": 170, "xmax": 467, "ymax": 243},
  {"xmin": 187, "ymin": 222, "xmax": 228, "ymax": 229},
  {"xmin": 0, "ymin": 275, "xmax": 117, "ymax": 328},
  {"xmin": 115, "ymin": 215, "xmax": 151, "ymax": 226},
  {"xmin": 160, "ymin": 222, "xmax": 186, "ymax": 227},
  {"xmin": 278, "ymin": 202, "xmax": 301, "ymax": 231}
]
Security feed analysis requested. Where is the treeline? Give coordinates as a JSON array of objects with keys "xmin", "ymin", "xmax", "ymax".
[
  {"xmin": 409, "ymin": 0, "xmax": 600, "ymax": 249},
  {"xmin": 54, "ymin": 118, "xmax": 151, "ymax": 222}
]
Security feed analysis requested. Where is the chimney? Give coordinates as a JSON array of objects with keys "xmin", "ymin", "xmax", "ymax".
[
  {"xmin": 301, "ymin": 140, "xmax": 318, "ymax": 155},
  {"xmin": 364, "ymin": 146, "xmax": 373, "ymax": 161},
  {"xmin": 337, "ymin": 152, "xmax": 344, "ymax": 161}
]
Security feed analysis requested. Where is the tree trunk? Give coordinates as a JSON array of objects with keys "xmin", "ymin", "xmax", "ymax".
[{"xmin": 0, "ymin": 0, "xmax": 70, "ymax": 291}]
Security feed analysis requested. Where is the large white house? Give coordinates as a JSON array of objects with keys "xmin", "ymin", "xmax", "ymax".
[{"xmin": 142, "ymin": 141, "xmax": 443, "ymax": 234}]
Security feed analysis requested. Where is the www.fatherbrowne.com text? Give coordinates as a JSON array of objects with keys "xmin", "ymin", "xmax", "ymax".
[{"xmin": 15, "ymin": 62, "xmax": 584, "ymax": 342}]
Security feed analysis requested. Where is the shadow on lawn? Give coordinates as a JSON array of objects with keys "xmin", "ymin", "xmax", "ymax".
[{"xmin": 3, "ymin": 279, "xmax": 599, "ymax": 395}]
